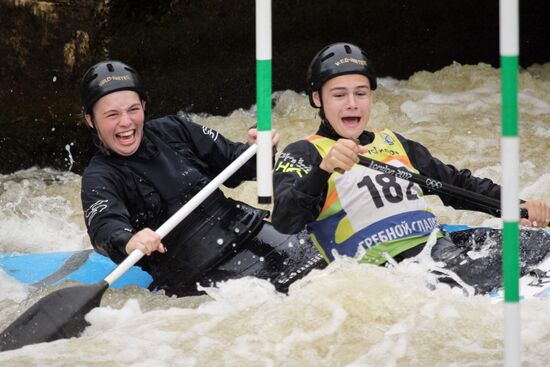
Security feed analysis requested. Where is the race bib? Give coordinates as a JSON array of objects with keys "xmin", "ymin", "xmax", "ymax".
[{"xmin": 335, "ymin": 159, "xmax": 427, "ymax": 232}]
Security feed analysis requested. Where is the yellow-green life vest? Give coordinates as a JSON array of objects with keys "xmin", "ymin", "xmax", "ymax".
[{"xmin": 306, "ymin": 129, "xmax": 440, "ymax": 265}]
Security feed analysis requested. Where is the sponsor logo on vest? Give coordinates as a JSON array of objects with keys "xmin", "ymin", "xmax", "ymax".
[
  {"xmin": 357, "ymin": 217, "xmax": 438, "ymax": 249},
  {"xmin": 365, "ymin": 145, "xmax": 400, "ymax": 157},
  {"xmin": 381, "ymin": 133, "xmax": 395, "ymax": 145},
  {"xmin": 367, "ymin": 161, "xmax": 413, "ymax": 180}
]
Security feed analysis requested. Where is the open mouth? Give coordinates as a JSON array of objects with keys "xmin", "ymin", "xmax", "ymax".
[
  {"xmin": 116, "ymin": 129, "xmax": 136, "ymax": 143},
  {"xmin": 341, "ymin": 116, "xmax": 361, "ymax": 126}
]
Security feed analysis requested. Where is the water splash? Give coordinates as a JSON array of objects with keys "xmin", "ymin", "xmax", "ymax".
[{"xmin": 64, "ymin": 143, "xmax": 75, "ymax": 171}]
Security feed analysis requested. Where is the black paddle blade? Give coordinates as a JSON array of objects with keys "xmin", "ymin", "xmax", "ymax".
[{"xmin": 0, "ymin": 280, "xmax": 109, "ymax": 352}]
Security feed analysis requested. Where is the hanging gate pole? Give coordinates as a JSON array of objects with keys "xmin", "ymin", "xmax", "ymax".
[
  {"xmin": 255, "ymin": 0, "xmax": 273, "ymax": 204},
  {"xmin": 500, "ymin": 0, "xmax": 521, "ymax": 366}
]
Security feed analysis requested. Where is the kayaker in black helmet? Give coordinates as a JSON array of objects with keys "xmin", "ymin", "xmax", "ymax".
[
  {"xmin": 79, "ymin": 60, "xmax": 325, "ymax": 297},
  {"xmin": 272, "ymin": 42, "xmax": 550, "ymax": 294}
]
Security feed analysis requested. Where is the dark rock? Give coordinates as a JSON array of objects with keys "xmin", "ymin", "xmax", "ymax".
[{"xmin": 0, "ymin": 0, "xmax": 549, "ymax": 174}]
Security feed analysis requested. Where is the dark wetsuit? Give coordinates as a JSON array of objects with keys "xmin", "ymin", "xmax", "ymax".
[
  {"xmin": 272, "ymin": 122, "xmax": 550, "ymax": 294},
  {"xmin": 81, "ymin": 115, "xmax": 324, "ymax": 296}
]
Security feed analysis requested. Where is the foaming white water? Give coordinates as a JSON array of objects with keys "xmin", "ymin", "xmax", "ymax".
[
  {"xmin": 1, "ymin": 62, "xmax": 550, "ymax": 366},
  {"xmin": 1, "ymin": 260, "xmax": 549, "ymax": 366},
  {"xmin": 0, "ymin": 168, "xmax": 89, "ymax": 253}
]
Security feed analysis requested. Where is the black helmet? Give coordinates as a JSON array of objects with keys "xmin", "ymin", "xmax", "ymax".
[
  {"xmin": 80, "ymin": 60, "xmax": 147, "ymax": 114},
  {"xmin": 306, "ymin": 42, "xmax": 377, "ymax": 107}
]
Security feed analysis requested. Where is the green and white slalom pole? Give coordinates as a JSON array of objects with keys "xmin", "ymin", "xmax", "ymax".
[
  {"xmin": 255, "ymin": 0, "xmax": 273, "ymax": 204},
  {"xmin": 500, "ymin": 0, "xmax": 520, "ymax": 366}
]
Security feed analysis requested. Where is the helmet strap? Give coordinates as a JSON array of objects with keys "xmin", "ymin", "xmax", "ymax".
[
  {"xmin": 317, "ymin": 89, "xmax": 327, "ymax": 122},
  {"xmin": 88, "ymin": 115, "xmax": 112, "ymax": 155},
  {"xmin": 93, "ymin": 133, "xmax": 111, "ymax": 156},
  {"xmin": 313, "ymin": 88, "xmax": 324, "ymax": 117},
  {"xmin": 316, "ymin": 91, "xmax": 343, "ymax": 137},
  {"xmin": 319, "ymin": 107, "xmax": 326, "ymax": 121}
]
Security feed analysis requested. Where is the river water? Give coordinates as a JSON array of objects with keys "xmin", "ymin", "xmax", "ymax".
[{"xmin": 0, "ymin": 62, "xmax": 549, "ymax": 366}]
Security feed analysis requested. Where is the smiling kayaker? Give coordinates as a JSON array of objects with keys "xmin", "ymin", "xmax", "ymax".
[
  {"xmin": 79, "ymin": 61, "xmax": 324, "ymax": 297},
  {"xmin": 272, "ymin": 42, "xmax": 550, "ymax": 293}
]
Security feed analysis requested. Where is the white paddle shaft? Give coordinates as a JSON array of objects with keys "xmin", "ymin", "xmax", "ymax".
[{"xmin": 104, "ymin": 144, "xmax": 258, "ymax": 285}]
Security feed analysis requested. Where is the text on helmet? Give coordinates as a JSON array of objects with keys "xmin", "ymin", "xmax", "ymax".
[
  {"xmin": 99, "ymin": 75, "xmax": 131, "ymax": 87},
  {"xmin": 334, "ymin": 57, "xmax": 368, "ymax": 67}
]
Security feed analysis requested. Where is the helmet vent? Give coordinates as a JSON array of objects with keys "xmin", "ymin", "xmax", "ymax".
[
  {"xmin": 106, "ymin": 63, "xmax": 114, "ymax": 72},
  {"xmin": 84, "ymin": 72, "xmax": 98, "ymax": 83},
  {"xmin": 320, "ymin": 52, "xmax": 334, "ymax": 62},
  {"xmin": 344, "ymin": 45, "xmax": 352, "ymax": 54}
]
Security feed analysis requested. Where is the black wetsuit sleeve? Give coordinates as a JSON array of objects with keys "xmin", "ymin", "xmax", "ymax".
[
  {"xmin": 272, "ymin": 140, "xmax": 331, "ymax": 234},
  {"xmin": 396, "ymin": 132, "xmax": 502, "ymax": 216},
  {"xmin": 154, "ymin": 115, "xmax": 257, "ymax": 187},
  {"xmin": 81, "ymin": 163, "xmax": 133, "ymax": 264}
]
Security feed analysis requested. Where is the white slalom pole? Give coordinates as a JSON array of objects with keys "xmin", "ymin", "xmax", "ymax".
[
  {"xmin": 500, "ymin": 0, "xmax": 521, "ymax": 366},
  {"xmin": 255, "ymin": 0, "xmax": 273, "ymax": 204}
]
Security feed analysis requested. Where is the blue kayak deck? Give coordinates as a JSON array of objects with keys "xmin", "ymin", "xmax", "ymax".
[{"xmin": 0, "ymin": 250, "xmax": 152, "ymax": 289}]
